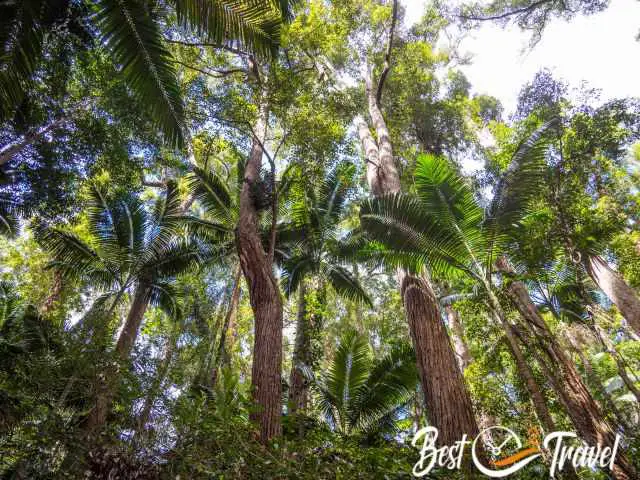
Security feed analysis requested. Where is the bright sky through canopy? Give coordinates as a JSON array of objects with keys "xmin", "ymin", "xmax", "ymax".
[{"xmin": 404, "ymin": 0, "xmax": 640, "ymax": 116}]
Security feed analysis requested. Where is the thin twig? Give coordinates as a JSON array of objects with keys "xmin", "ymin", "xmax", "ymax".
[{"xmin": 376, "ymin": 0, "xmax": 399, "ymax": 106}]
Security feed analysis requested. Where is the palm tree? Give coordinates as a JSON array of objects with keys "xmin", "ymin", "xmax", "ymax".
[
  {"xmin": 304, "ymin": 329, "xmax": 417, "ymax": 439},
  {"xmin": 360, "ymin": 139, "xmax": 637, "ymax": 479},
  {"xmin": 186, "ymin": 165, "xmax": 242, "ymax": 388},
  {"xmin": 36, "ymin": 181, "xmax": 209, "ymax": 430},
  {"xmin": 277, "ymin": 163, "xmax": 371, "ymax": 415},
  {"xmin": 0, "ymin": 0, "xmax": 298, "ymax": 147}
]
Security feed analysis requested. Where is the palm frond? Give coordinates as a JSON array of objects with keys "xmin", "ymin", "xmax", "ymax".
[
  {"xmin": 324, "ymin": 264, "xmax": 372, "ymax": 306},
  {"xmin": 326, "ymin": 329, "xmax": 371, "ymax": 426},
  {"xmin": 350, "ymin": 343, "xmax": 418, "ymax": 434},
  {"xmin": 150, "ymin": 280, "xmax": 182, "ymax": 319},
  {"xmin": 484, "ymin": 119, "xmax": 558, "ymax": 270},
  {"xmin": 0, "ymin": 0, "xmax": 47, "ymax": 121},
  {"xmin": 280, "ymin": 253, "xmax": 315, "ymax": 297},
  {"xmin": 93, "ymin": 0, "xmax": 185, "ymax": 146},
  {"xmin": 174, "ymin": 0, "xmax": 295, "ymax": 59},
  {"xmin": 360, "ymin": 193, "xmax": 472, "ymax": 279},
  {"xmin": 149, "ymin": 181, "xmax": 189, "ymax": 254},
  {"xmin": 186, "ymin": 167, "xmax": 235, "ymax": 226},
  {"xmin": 34, "ymin": 225, "xmax": 106, "ymax": 281}
]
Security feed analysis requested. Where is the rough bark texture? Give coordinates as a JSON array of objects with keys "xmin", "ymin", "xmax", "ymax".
[
  {"xmin": 356, "ymin": 70, "xmax": 482, "ymax": 453},
  {"xmin": 288, "ymin": 282, "xmax": 309, "ymax": 414},
  {"xmin": 211, "ymin": 265, "xmax": 242, "ymax": 388},
  {"xmin": 237, "ymin": 95, "xmax": 283, "ymax": 443},
  {"xmin": 586, "ymin": 255, "xmax": 640, "ymax": 336},
  {"xmin": 401, "ymin": 273, "xmax": 481, "ymax": 447},
  {"xmin": 496, "ymin": 257, "xmax": 636, "ymax": 480},
  {"xmin": 446, "ymin": 305, "xmax": 472, "ymax": 371}
]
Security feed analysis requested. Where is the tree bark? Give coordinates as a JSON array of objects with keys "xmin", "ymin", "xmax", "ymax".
[
  {"xmin": 446, "ymin": 305, "xmax": 472, "ymax": 371},
  {"xmin": 211, "ymin": 265, "xmax": 242, "ymax": 388},
  {"xmin": 237, "ymin": 91, "xmax": 283, "ymax": 443},
  {"xmin": 356, "ymin": 69, "xmax": 482, "ymax": 451},
  {"xmin": 85, "ymin": 282, "xmax": 152, "ymax": 432},
  {"xmin": 0, "ymin": 117, "xmax": 67, "ymax": 166},
  {"xmin": 288, "ymin": 282, "xmax": 309, "ymax": 414},
  {"xmin": 496, "ymin": 257, "xmax": 637, "ymax": 480},
  {"xmin": 115, "ymin": 282, "xmax": 153, "ymax": 359},
  {"xmin": 586, "ymin": 255, "xmax": 640, "ymax": 337}
]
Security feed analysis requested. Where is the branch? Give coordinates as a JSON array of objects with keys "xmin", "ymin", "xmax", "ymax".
[
  {"xmin": 173, "ymin": 59, "xmax": 247, "ymax": 78},
  {"xmin": 376, "ymin": 0, "xmax": 399, "ymax": 106},
  {"xmin": 164, "ymin": 38, "xmax": 251, "ymax": 57},
  {"xmin": 458, "ymin": 0, "xmax": 552, "ymax": 22}
]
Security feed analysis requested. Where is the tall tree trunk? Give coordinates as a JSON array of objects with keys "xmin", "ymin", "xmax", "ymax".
[
  {"xmin": 237, "ymin": 91, "xmax": 283, "ymax": 443},
  {"xmin": 499, "ymin": 314, "xmax": 556, "ymax": 433},
  {"xmin": 288, "ymin": 282, "xmax": 309, "ymax": 414},
  {"xmin": 211, "ymin": 265, "xmax": 242, "ymax": 388},
  {"xmin": 496, "ymin": 257, "xmax": 636, "ymax": 480},
  {"xmin": 41, "ymin": 269, "xmax": 63, "ymax": 314},
  {"xmin": 86, "ymin": 281, "xmax": 152, "ymax": 432},
  {"xmin": 356, "ymin": 69, "xmax": 481, "ymax": 450},
  {"xmin": 445, "ymin": 305, "xmax": 472, "ymax": 371},
  {"xmin": 586, "ymin": 255, "xmax": 640, "ymax": 336},
  {"xmin": 115, "ymin": 282, "xmax": 152, "ymax": 359}
]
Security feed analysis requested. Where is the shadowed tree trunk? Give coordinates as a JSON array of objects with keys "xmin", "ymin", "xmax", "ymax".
[
  {"xmin": 86, "ymin": 281, "xmax": 153, "ymax": 432},
  {"xmin": 288, "ymin": 282, "xmax": 308, "ymax": 414},
  {"xmin": 211, "ymin": 265, "xmax": 242, "ymax": 388},
  {"xmin": 585, "ymin": 255, "xmax": 640, "ymax": 337},
  {"xmin": 496, "ymin": 257, "xmax": 637, "ymax": 480},
  {"xmin": 356, "ymin": 67, "xmax": 482, "ymax": 453},
  {"xmin": 237, "ymin": 91, "xmax": 283, "ymax": 443},
  {"xmin": 446, "ymin": 305, "xmax": 473, "ymax": 370}
]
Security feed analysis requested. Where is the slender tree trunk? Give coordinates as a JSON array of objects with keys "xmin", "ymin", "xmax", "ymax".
[
  {"xmin": 211, "ymin": 265, "xmax": 242, "ymax": 388},
  {"xmin": 355, "ymin": 68, "xmax": 482, "ymax": 456},
  {"xmin": 0, "ymin": 117, "xmax": 67, "ymax": 166},
  {"xmin": 237, "ymin": 91, "xmax": 283, "ymax": 443},
  {"xmin": 586, "ymin": 255, "xmax": 640, "ymax": 336},
  {"xmin": 288, "ymin": 282, "xmax": 308, "ymax": 414},
  {"xmin": 41, "ymin": 270, "xmax": 63, "ymax": 314},
  {"xmin": 446, "ymin": 305, "xmax": 498, "ymax": 446},
  {"xmin": 592, "ymin": 324, "xmax": 640, "ymax": 403},
  {"xmin": 137, "ymin": 329, "xmax": 177, "ymax": 435},
  {"xmin": 496, "ymin": 257, "xmax": 636, "ymax": 480},
  {"xmin": 86, "ymin": 282, "xmax": 152, "ymax": 432},
  {"xmin": 500, "ymin": 315, "xmax": 556, "ymax": 433},
  {"xmin": 446, "ymin": 305, "xmax": 472, "ymax": 371},
  {"xmin": 115, "ymin": 282, "xmax": 152, "ymax": 359}
]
